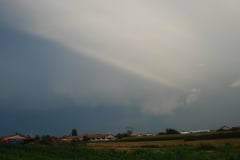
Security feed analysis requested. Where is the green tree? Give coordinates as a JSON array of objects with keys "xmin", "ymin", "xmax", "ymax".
[
  {"xmin": 40, "ymin": 135, "xmax": 52, "ymax": 145},
  {"xmin": 126, "ymin": 126, "xmax": 133, "ymax": 136},
  {"xmin": 71, "ymin": 129, "xmax": 78, "ymax": 136},
  {"xmin": 34, "ymin": 135, "xmax": 40, "ymax": 141},
  {"xmin": 166, "ymin": 128, "xmax": 180, "ymax": 134}
]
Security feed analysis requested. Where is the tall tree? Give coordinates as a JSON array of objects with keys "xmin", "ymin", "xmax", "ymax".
[{"xmin": 71, "ymin": 129, "xmax": 78, "ymax": 136}]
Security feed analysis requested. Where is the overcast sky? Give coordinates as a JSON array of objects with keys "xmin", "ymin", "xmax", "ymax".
[{"xmin": 0, "ymin": 0, "xmax": 240, "ymax": 135}]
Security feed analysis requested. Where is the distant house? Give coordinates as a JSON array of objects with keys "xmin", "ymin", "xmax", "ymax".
[
  {"xmin": 82, "ymin": 134, "xmax": 116, "ymax": 141},
  {"xmin": 60, "ymin": 135, "xmax": 82, "ymax": 142},
  {"xmin": 180, "ymin": 131, "xmax": 190, "ymax": 134},
  {"xmin": 180, "ymin": 130, "xmax": 210, "ymax": 134},
  {"xmin": 131, "ymin": 133, "xmax": 143, "ymax": 137},
  {"xmin": 144, "ymin": 133, "xmax": 155, "ymax": 136},
  {"xmin": 2, "ymin": 134, "xmax": 27, "ymax": 144},
  {"xmin": 60, "ymin": 134, "xmax": 115, "ymax": 142},
  {"xmin": 218, "ymin": 126, "xmax": 232, "ymax": 131},
  {"xmin": 217, "ymin": 125, "xmax": 240, "ymax": 132},
  {"xmin": 189, "ymin": 130, "xmax": 210, "ymax": 133}
]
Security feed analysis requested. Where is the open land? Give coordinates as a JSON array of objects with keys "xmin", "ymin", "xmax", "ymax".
[
  {"xmin": 88, "ymin": 138, "xmax": 240, "ymax": 150},
  {"xmin": 1, "ymin": 134, "xmax": 240, "ymax": 160}
]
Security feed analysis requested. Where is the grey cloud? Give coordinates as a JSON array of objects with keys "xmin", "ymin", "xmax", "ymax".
[
  {"xmin": 0, "ymin": 24, "xmax": 186, "ymax": 115},
  {"xmin": 1, "ymin": 0, "xmax": 240, "ymax": 116},
  {"xmin": 186, "ymin": 89, "xmax": 201, "ymax": 105},
  {"xmin": 231, "ymin": 80, "xmax": 240, "ymax": 88},
  {"xmin": 0, "ymin": 0, "xmax": 208, "ymax": 89}
]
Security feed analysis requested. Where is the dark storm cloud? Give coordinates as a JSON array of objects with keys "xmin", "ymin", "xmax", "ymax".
[
  {"xmin": 0, "ymin": 25, "xmax": 181, "ymax": 134},
  {"xmin": 0, "ymin": 0, "xmax": 240, "ymax": 135}
]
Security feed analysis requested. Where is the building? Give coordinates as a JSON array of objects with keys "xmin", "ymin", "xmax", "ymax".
[
  {"xmin": 217, "ymin": 125, "xmax": 240, "ymax": 131},
  {"xmin": 2, "ymin": 134, "xmax": 27, "ymax": 144},
  {"xmin": 61, "ymin": 134, "xmax": 116, "ymax": 142},
  {"xmin": 81, "ymin": 134, "xmax": 116, "ymax": 141}
]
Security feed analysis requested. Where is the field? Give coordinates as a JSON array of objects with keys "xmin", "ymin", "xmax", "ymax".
[
  {"xmin": 88, "ymin": 138, "xmax": 240, "ymax": 150},
  {"xmin": 0, "ymin": 138, "xmax": 240, "ymax": 160}
]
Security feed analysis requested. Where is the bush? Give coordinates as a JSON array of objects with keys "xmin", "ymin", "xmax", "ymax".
[
  {"xmin": 184, "ymin": 131, "xmax": 240, "ymax": 141},
  {"xmin": 196, "ymin": 144, "xmax": 216, "ymax": 151},
  {"xmin": 40, "ymin": 135, "xmax": 52, "ymax": 145},
  {"xmin": 166, "ymin": 128, "xmax": 180, "ymax": 134}
]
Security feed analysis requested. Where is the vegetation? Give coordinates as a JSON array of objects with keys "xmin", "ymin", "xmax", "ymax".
[
  {"xmin": 0, "ymin": 143, "xmax": 239, "ymax": 160},
  {"xmin": 166, "ymin": 128, "xmax": 180, "ymax": 134},
  {"xmin": 39, "ymin": 135, "xmax": 52, "ymax": 145},
  {"xmin": 1, "ymin": 129, "xmax": 240, "ymax": 159},
  {"xmin": 118, "ymin": 131, "xmax": 240, "ymax": 142},
  {"xmin": 116, "ymin": 132, "xmax": 131, "ymax": 139},
  {"xmin": 71, "ymin": 129, "xmax": 78, "ymax": 136},
  {"xmin": 184, "ymin": 131, "xmax": 240, "ymax": 141},
  {"xmin": 115, "ymin": 126, "xmax": 133, "ymax": 139}
]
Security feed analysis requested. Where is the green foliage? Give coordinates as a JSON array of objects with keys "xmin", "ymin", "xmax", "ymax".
[
  {"xmin": 71, "ymin": 129, "xmax": 78, "ymax": 136},
  {"xmin": 0, "ymin": 143, "xmax": 239, "ymax": 160},
  {"xmin": 184, "ymin": 131, "xmax": 240, "ymax": 141},
  {"xmin": 116, "ymin": 132, "xmax": 130, "ymax": 139},
  {"xmin": 40, "ymin": 135, "xmax": 52, "ymax": 145},
  {"xmin": 120, "ymin": 134, "xmax": 184, "ymax": 142},
  {"xmin": 196, "ymin": 144, "xmax": 216, "ymax": 151},
  {"xmin": 70, "ymin": 139, "xmax": 79, "ymax": 145},
  {"xmin": 166, "ymin": 128, "xmax": 180, "ymax": 134},
  {"xmin": 34, "ymin": 135, "xmax": 40, "ymax": 141},
  {"xmin": 122, "ymin": 131, "xmax": 240, "ymax": 142}
]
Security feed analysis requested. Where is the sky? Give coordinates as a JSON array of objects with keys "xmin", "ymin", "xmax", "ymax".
[{"xmin": 0, "ymin": 0, "xmax": 240, "ymax": 136}]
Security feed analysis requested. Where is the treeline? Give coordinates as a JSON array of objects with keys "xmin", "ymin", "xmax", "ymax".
[
  {"xmin": 184, "ymin": 131, "xmax": 240, "ymax": 141},
  {"xmin": 119, "ymin": 131, "xmax": 240, "ymax": 142}
]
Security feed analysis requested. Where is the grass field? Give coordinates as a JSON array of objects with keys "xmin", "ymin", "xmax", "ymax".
[
  {"xmin": 0, "ymin": 138, "xmax": 240, "ymax": 160},
  {"xmin": 88, "ymin": 138, "xmax": 240, "ymax": 150}
]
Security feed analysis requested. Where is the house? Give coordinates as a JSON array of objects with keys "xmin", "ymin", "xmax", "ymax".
[
  {"xmin": 144, "ymin": 133, "xmax": 155, "ymax": 136},
  {"xmin": 179, "ymin": 130, "xmax": 210, "ymax": 134},
  {"xmin": 218, "ymin": 126, "xmax": 232, "ymax": 131},
  {"xmin": 83, "ymin": 134, "xmax": 116, "ymax": 141},
  {"xmin": 60, "ymin": 135, "xmax": 83, "ymax": 142},
  {"xmin": 131, "ymin": 133, "xmax": 143, "ymax": 137},
  {"xmin": 189, "ymin": 130, "xmax": 210, "ymax": 133},
  {"xmin": 2, "ymin": 134, "xmax": 27, "ymax": 144},
  {"xmin": 60, "ymin": 134, "xmax": 116, "ymax": 142},
  {"xmin": 180, "ymin": 131, "xmax": 190, "ymax": 134}
]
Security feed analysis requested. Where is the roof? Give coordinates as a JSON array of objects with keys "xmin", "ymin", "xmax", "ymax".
[
  {"xmin": 83, "ymin": 134, "xmax": 110, "ymax": 139},
  {"xmin": 60, "ymin": 134, "xmax": 114, "ymax": 141},
  {"xmin": 218, "ymin": 126, "xmax": 232, "ymax": 130},
  {"xmin": 2, "ymin": 135, "xmax": 27, "ymax": 141}
]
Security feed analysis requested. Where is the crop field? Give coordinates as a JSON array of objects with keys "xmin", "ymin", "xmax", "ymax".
[
  {"xmin": 0, "ymin": 138, "xmax": 240, "ymax": 160},
  {"xmin": 88, "ymin": 131, "xmax": 240, "ymax": 150},
  {"xmin": 88, "ymin": 138, "xmax": 240, "ymax": 150}
]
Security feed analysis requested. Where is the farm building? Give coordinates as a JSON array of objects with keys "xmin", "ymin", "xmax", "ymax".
[
  {"xmin": 218, "ymin": 126, "xmax": 232, "ymax": 131},
  {"xmin": 217, "ymin": 125, "xmax": 240, "ymax": 131},
  {"xmin": 61, "ymin": 134, "xmax": 115, "ymax": 142},
  {"xmin": 61, "ymin": 135, "xmax": 83, "ymax": 142},
  {"xmin": 85, "ymin": 134, "xmax": 116, "ymax": 141},
  {"xmin": 2, "ymin": 134, "xmax": 27, "ymax": 144}
]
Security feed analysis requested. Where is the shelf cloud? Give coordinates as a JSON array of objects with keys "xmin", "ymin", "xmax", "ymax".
[{"xmin": 1, "ymin": 0, "xmax": 240, "ymax": 134}]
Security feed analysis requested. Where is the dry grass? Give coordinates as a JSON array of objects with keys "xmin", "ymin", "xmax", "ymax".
[{"xmin": 87, "ymin": 138, "xmax": 240, "ymax": 150}]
